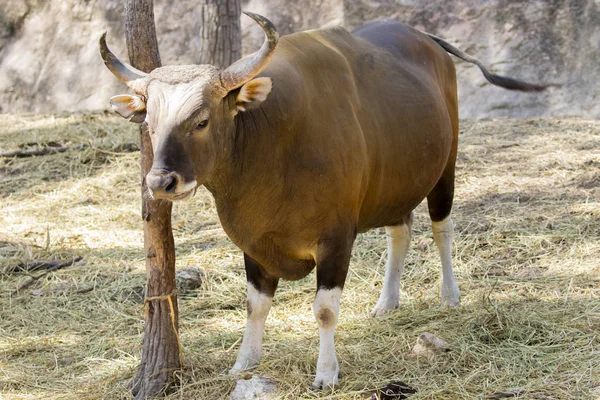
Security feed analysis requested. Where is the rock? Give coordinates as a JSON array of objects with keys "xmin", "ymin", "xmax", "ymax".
[
  {"xmin": 411, "ymin": 332, "xmax": 450, "ymax": 357},
  {"xmin": 241, "ymin": 0, "xmax": 343, "ymax": 54},
  {"xmin": 175, "ymin": 266, "xmax": 205, "ymax": 295},
  {"xmin": 416, "ymin": 237, "xmax": 434, "ymax": 251},
  {"xmin": 0, "ymin": 0, "xmax": 597, "ymax": 117},
  {"xmin": 230, "ymin": 376, "xmax": 277, "ymax": 400},
  {"xmin": 110, "ymin": 267, "xmax": 203, "ymax": 304},
  {"xmin": 344, "ymin": 0, "xmax": 600, "ymax": 118}
]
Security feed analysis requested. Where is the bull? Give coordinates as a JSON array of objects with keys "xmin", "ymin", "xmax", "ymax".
[{"xmin": 100, "ymin": 12, "xmax": 552, "ymax": 389}]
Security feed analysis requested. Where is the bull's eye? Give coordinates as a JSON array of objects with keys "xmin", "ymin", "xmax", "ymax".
[{"xmin": 196, "ymin": 120, "xmax": 209, "ymax": 130}]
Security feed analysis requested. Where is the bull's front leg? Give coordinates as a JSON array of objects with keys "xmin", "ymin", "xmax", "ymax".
[
  {"xmin": 312, "ymin": 233, "xmax": 354, "ymax": 390},
  {"xmin": 229, "ymin": 253, "xmax": 279, "ymax": 374}
]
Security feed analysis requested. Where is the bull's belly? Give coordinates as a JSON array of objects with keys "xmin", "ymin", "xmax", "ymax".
[
  {"xmin": 357, "ymin": 199, "xmax": 422, "ymax": 232},
  {"xmin": 356, "ymin": 167, "xmax": 445, "ymax": 231}
]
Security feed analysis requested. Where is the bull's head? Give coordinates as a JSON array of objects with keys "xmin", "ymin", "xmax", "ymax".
[{"xmin": 100, "ymin": 12, "xmax": 278, "ymax": 201}]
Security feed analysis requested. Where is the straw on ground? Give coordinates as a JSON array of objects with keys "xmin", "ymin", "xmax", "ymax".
[{"xmin": 1, "ymin": 113, "xmax": 599, "ymax": 399}]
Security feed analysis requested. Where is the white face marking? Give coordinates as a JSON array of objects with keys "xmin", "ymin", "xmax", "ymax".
[
  {"xmin": 229, "ymin": 283, "xmax": 273, "ymax": 374},
  {"xmin": 371, "ymin": 214, "xmax": 413, "ymax": 317},
  {"xmin": 432, "ymin": 216, "xmax": 460, "ymax": 306},
  {"xmin": 312, "ymin": 287, "xmax": 342, "ymax": 389},
  {"xmin": 146, "ymin": 79, "xmax": 212, "ymax": 133}
]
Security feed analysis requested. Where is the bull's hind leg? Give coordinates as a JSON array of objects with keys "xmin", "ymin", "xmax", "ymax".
[
  {"xmin": 371, "ymin": 212, "xmax": 414, "ymax": 317},
  {"xmin": 229, "ymin": 253, "xmax": 279, "ymax": 374},
  {"xmin": 427, "ymin": 168, "xmax": 460, "ymax": 307}
]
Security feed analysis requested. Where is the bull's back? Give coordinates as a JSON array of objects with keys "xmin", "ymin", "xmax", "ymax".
[{"xmin": 256, "ymin": 23, "xmax": 457, "ymax": 236}]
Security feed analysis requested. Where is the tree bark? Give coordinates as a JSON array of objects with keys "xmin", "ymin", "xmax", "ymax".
[
  {"xmin": 198, "ymin": 0, "xmax": 241, "ymax": 68},
  {"xmin": 124, "ymin": 1, "xmax": 181, "ymax": 399},
  {"xmin": 121, "ymin": 1, "xmax": 242, "ymax": 397}
]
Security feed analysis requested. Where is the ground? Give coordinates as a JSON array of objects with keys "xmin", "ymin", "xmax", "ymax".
[{"xmin": 0, "ymin": 114, "xmax": 599, "ymax": 399}]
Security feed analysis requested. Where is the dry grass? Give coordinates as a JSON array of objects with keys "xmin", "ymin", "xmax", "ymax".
[{"xmin": 1, "ymin": 113, "xmax": 599, "ymax": 400}]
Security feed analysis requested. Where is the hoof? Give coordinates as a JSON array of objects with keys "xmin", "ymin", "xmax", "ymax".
[
  {"xmin": 311, "ymin": 377, "xmax": 339, "ymax": 391},
  {"xmin": 443, "ymin": 298, "xmax": 460, "ymax": 308},
  {"xmin": 312, "ymin": 364, "xmax": 340, "ymax": 390},
  {"xmin": 370, "ymin": 307, "xmax": 394, "ymax": 317},
  {"xmin": 441, "ymin": 284, "xmax": 460, "ymax": 308},
  {"xmin": 229, "ymin": 361, "xmax": 257, "ymax": 375},
  {"xmin": 370, "ymin": 297, "xmax": 399, "ymax": 317}
]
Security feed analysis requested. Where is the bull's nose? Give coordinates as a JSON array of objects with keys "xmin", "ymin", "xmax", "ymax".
[
  {"xmin": 146, "ymin": 171, "xmax": 179, "ymax": 196},
  {"xmin": 145, "ymin": 171, "xmax": 197, "ymax": 200}
]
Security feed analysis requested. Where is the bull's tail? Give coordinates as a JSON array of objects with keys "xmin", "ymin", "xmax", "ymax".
[{"xmin": 425, "ymin": 33, "xmax": 560, "ymax": 92}]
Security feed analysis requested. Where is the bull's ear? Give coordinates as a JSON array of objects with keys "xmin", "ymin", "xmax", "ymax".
[
  {"xmin": 235, "ymin": 77, "xmax": 272, "ymax": 112},
  {"xmin": 109, "ymin": 95, "xmax": 147, "ymax": 123}
]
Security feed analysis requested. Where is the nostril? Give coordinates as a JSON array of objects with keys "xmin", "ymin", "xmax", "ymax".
[{"xmin": 165, "ymin": 176, "xmax": 177, "ymax": 193}]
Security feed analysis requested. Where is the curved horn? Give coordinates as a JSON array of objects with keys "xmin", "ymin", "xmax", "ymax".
[
  {"xmin": 220, "ymin": 12, "xmax": 278, "ymax": 91},
  {"xmin": 99, "ymin": 32, "xmax": 149, "ymax": 94}
]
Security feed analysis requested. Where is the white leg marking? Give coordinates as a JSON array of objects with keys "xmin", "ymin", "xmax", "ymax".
[
  {"xmin": 371, "ymin": 214, "xmax": 413, "ymax": 317},
  {"xmin": 432, "ymin": 216, "xmax": 460, "ymax": 307},
  {"xmin": 312, "ymin": 287, "xmax": 342, "ymax": 390},
  {"xmin": 229, "ymin": 282, "xmax": 273, "ymax": 374}
]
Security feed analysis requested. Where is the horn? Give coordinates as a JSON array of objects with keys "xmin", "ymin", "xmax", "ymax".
[
  {"xmin": 99, "ymin": 32, "xmax": 149, "ymax": 95},
  {"xmin": 220, "ymin": 12, "xmax": 279, "ymax": 91}
]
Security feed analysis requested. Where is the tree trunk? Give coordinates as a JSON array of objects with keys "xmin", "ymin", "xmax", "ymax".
[
  {"xmin": 122, "ymin": 1, "xmax": 242, "ymax": 397},
  {"xmin": 124, "ymin": 1, "xmax": 181, "ymax": 399},
  {"xmin": 198, "ymin": 0, "xmax": 242, "ymax": 68}
]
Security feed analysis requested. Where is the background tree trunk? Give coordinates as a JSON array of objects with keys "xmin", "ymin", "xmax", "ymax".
[
  {"xmin": 198, "ymin": 0, "xmax": 241, "ymax": 68},
  {"xmin": 124, "ymin": 1, "xmax": 181, "ymax": 399}
]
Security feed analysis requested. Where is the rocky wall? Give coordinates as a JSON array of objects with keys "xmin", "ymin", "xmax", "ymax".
[{"xmin": 0, "ymin": 0, "xmax": 597, "ymax": 117}]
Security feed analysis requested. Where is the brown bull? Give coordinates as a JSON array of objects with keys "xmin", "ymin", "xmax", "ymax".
[{"xmin": 100, "ymin": 12, "xmax": 551, "ymax": 389}]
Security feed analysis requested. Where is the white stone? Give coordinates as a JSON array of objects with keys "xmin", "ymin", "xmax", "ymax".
[
  {"xmin": 411, "ymin": 332, "xmax": 450, "ymax": 357},
  {"xmin": 230, "ymin": 376, "xmax": 277, "ymax": 400}
]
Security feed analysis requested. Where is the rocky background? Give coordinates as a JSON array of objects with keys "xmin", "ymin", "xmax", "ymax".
[{"xmin": 0, "ymin": 0, "xmax": 597, "ymax": 117}]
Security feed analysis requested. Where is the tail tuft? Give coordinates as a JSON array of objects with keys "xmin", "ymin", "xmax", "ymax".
[{"xmin": 426, "ymin": 33, "xmax": 560, "ymax": 92}]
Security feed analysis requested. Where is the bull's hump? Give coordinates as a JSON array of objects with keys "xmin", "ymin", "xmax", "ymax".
[{"xmin": 291, "ymin": 25, "xmax": 354, "ymax": 48}]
